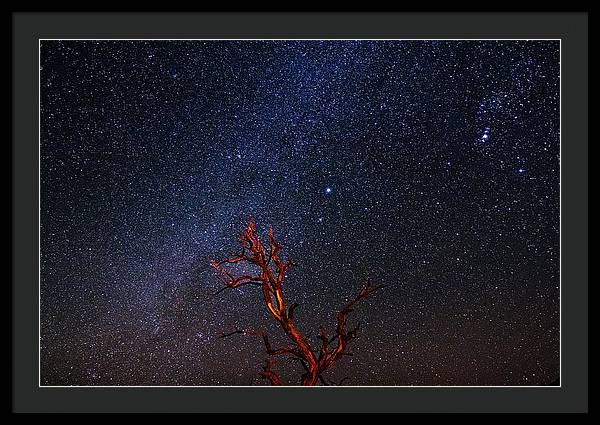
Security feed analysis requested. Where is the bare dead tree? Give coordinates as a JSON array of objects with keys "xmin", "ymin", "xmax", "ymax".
[{"xmin": 210, "ymin": 220, "xmax": 384, "ymax": 386}]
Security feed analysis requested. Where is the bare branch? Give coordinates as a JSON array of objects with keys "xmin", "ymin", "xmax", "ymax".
[
  {"xmin": 220, "ymin": 328, "xmax": 301, "ymax": 358},
  {"xmin": 210, "ymin": 220, "xmax": 385, "ymax": 385},
  {"xmin": 211, "ymin": 278, "xmax": 262, "ymax": 297},
  {"xmin": 259, "ymin": 359, "xmax": 281, "ymax": 386},
  {"xmin": 288, "ymin": 303, "xmax": 299, "ymax": 321},
  {"xmin": 318, "ymin": 326, "xmax": 330, "ymax": 363},
  {"xmin": 220, "ymin": 329, "xmax": 246, "ymax": 339},
  {"xmin": 322, "ymin": 280, "xmax": 385, "ymax": 369}
]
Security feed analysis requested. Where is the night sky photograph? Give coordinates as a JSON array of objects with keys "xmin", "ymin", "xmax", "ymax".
[{"xmin": 40, "ymin": 40, "xmax": 560, "ymax": 386}]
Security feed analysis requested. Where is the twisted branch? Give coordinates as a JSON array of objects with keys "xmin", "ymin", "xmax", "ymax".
[
  {"xmin": 259, "ymin": 359, "xmax": 281, "ymax": 386},
  {"xmin": 210, "ymin": 220, "xmax": 384, "ymax": 385}
]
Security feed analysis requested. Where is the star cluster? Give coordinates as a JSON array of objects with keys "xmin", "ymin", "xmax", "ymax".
[{"xmin": 40, "ymin": 40, "xmax": 560, "ymax": 386}]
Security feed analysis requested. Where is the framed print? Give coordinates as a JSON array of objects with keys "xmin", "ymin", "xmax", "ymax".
[{"xmin": 12, "ymin": 11, "xmax": 588, "ymax": 413}]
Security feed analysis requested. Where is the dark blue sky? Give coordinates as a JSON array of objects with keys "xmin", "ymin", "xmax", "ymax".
[{"xmin": 40, "ymin": 40, "xmax": 559, "ymax": 386}]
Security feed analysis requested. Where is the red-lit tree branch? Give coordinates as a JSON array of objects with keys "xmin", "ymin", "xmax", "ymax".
[
  {"xmin": 210, "ymin": 220, "xmax": 384, "ymax": 386},
  {"xmin": 259, "ymin": 359, "xmax": 281, "ymax": 386}
]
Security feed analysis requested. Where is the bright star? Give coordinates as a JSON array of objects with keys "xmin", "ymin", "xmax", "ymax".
[{"xmin": 480, "ymin": 127, "xmax": 491, "ymax": 142}]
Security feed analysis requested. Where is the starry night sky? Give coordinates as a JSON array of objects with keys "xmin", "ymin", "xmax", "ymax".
[{"xmin": 40, "ymin": 40, "xmax": 560, "ymax": 386}]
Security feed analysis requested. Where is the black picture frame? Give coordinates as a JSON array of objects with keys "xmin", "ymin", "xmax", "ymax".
[{"xmin": 12, "ymin": 12, "xmax": 588, "ymax": 413}]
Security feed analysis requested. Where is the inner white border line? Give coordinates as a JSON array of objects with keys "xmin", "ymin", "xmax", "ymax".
[{"xmin": 38, "ymin": 38, "xmax": 562, "ymax": 388}]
